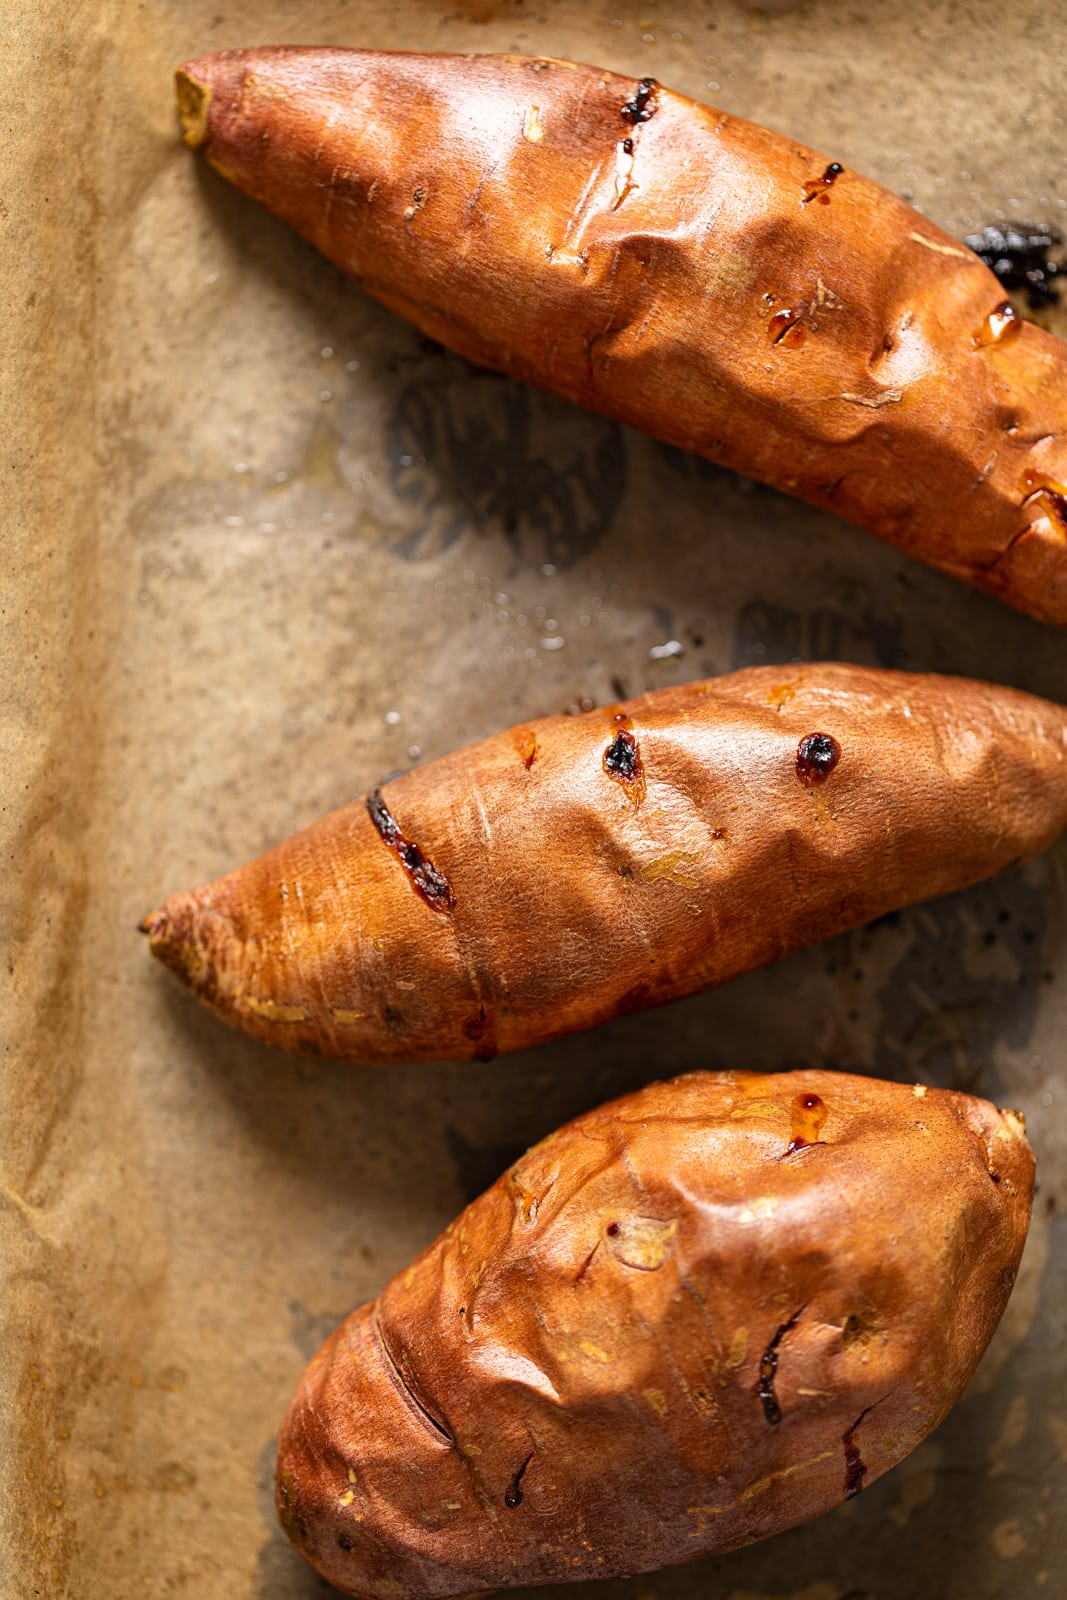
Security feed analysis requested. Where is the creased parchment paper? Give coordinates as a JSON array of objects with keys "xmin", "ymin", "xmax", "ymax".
[{"xmin": 3, "ymin": 2, "xmax": 1066, "ymax": 1596}]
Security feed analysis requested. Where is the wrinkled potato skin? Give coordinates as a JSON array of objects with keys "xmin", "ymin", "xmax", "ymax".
[
  {"xmin": 143, "ymin": 664, "xmax": 1067, "ymax": 1064},
  {"xmin": 276, "ymin": 1070, "xmax": 1034, "ymax": 1598},
  {"xmin": 175, "ymin": 48, "xmax": 1067, "ymax": 622}
]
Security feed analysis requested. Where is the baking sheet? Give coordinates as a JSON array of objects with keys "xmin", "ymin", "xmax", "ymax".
[{"xmin": 3, "ymin": 1, "xmax": 1066, "ymax": 1596}]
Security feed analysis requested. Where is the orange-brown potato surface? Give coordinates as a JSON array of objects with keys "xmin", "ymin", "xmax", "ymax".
[
  {"xmin": 143, "ymin": 663, "xmax": 1067, "ymax": 1064},
  {"xmin": 276, "ymin": 1068, "xmax": 1034, "ymax": 1597},
  {"xmin": 176, "ymin": 47, "xmax": 1067, "ymax": 623}
]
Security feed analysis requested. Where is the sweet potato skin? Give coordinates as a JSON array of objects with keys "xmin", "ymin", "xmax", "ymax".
[
  {"xmin": 176, "ymin": 47, "xmax": 1067, "ymax": 623},
  {"xmin": 143, "ymin": 663, "xmax": 1067, "ymax": 1065},
  {"xmin": 275, "ymin": 1069, "xmax": 1034, "ymax": 1597}
]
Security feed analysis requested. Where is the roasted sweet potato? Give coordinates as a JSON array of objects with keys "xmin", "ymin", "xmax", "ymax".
[
  {"xmin": 142, "ymin": 663, "xmax": 1067, "ymax": 1064},
  {"xmin": 275, "ymin": 1068, "xmax": 1034, "ymax": 1597},
  {"xmin": 175, "ymin": 47, "xmax": 1067, "ymax": 623}
]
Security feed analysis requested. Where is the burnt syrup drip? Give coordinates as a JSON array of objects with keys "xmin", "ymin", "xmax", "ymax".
[
  {"xmin": 1021, "ymin": 470, "xmax": 1067, "ymax": 534},
  {"xmin": 803, "ymin": 161, "xmax": 844, "ymax": 203},
  {"xmin": 366, "ymin": 790, "xmax": 455, "ymax": 912},
  {"xmin": 785, "ymin": 1091, "xmax": 828, "ymax": 1155},
  {"xmin": 972, "ymin": 300, "xmax": 1021, "ymax": 349},
  {"xmin": 1041, "ymin": 489, "xmax": 1067, "ymax": 532},
  {"xmin": 796, "ymin": 731, "xmax": 841, "ymax": 785},
  {"xmin": 621, "ymin": 78, "xmax": 657, "ymax": 124},
  {"xmin": 754, "ymin": 1308, "xmax": 803, "ymax": 1424}
]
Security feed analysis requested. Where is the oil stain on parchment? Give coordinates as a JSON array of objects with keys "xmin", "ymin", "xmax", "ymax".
[
  {"xmin": 385, "ymin": 362, "xmax": 626, "ymax": 568},
  {"xmin": 731, "ymin": 598, "xmax": 906, "ymax": 671}
]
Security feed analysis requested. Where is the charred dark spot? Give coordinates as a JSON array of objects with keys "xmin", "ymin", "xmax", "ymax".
[
  {"xmin": 796, "ymin": 732, "xmax": 841, "ymax": 785},
  {"xmin": 461, "ymin": 1006, "xmax": 498, "ymax": 1063},
  {"xmin": 622, "ymin": 136, "xmax": 634, "ymax": 154},
  {"xmin": 606, "ymin": 1221, "xmax": 621, "ymax": 1237},
  {"xmin": 621, "ymin": 77, "xmax": 657, "ymax": 124},
  {"xmin": 754, "ymin": 1309, "xmax": 802, "ymax": 1424},
  {"xmin": 382, "ymin": 1003, "xmax": 406, "ymax": 1035},
  {"xmin": 366, "ymin": 789, "xmax": 455, "ymax": 912},
  {"xmin": 964, "ymin": 221, "xmax": 1065, "ymax": 308},
  {"xmin": 337, "ymin": 1532, "xmax": 355, "ymax": 1552},
  {"xmin": 803, "ymin": 161, "xmax": 844, "ymax": 203},
  {"xmin": 504, "ymin": 1453, "xmax": 533, "ymax": 1508},
  {"xmin": 294, "ymin": 1034, "xmax": 326, "ymax": 1058},
  {"xmin": 604, "ymin": 726, "xmax": 646, "ymax": 805},
  {"xmin": 605, "ymin": 729, "xmax": 638, "ymax": 779},
  {"xmin": 366, "ymin": 790, "xmax": 400, "ymax": 845},
  {"xmin": 997, "ymin": 1263, "xmax": 1018, "ymax": 1295},
  {"xmin": 785, "ymin": 1091, "xmax": 828, "ymax": 1156}
]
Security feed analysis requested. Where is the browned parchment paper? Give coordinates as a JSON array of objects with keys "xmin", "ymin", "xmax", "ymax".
[{"xmin": 3, "ymin": 2, "xmax": 1066, "ymax": 1597}]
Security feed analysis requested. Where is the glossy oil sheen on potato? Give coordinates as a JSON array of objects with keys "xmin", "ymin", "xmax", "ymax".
[
  {"xmin": 143, "ymin": 663, "xmax": 1067, "ymax": 1064},
  {"xmin": 275, "ymin": 1069, "xmax": 1034, "ymax": 1597},
  {"xmin": 176, "ymin": 47, "xmax": 1067, "ymax": 622}
]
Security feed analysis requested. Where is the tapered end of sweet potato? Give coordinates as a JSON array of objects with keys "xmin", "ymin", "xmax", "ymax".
[
  {"xmin": 175, "ymin": 67, "xmax": 211, "ymax": 148},
  {"xmin": 142, "ymin": 876, "xmax": 335, "ymax": 1051},
  {"xmin": 140, "ymin": 890, "xmax": 250, "ymax": 1026},
  {"xmin": 140, "ymin": 893, "xmax": 213, "ymax": 989},
  {"xmin": 173, "ymin": 48, "xmax": 351, "ymax": 242}
]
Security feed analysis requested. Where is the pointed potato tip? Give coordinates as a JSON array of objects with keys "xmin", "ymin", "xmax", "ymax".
[
  {"xmin": 140, "ymin": 897, "xmax": 201, "ymax": 982},
  {"xmin": 140, "ymin": 904, "xmax": 176, "ymax": 954},
  {"xmin": 175, "ymin": 66, "xmax": 212, "ymax": 148},
  {"xmin": 140, "ymin": 891, "xmax": 235, "ymax": 1009}
]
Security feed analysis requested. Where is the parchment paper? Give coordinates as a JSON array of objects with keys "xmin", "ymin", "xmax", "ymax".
[{"xmin": 3, "ymin": 2, "xmax": 1066, "ymax": 1596}]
